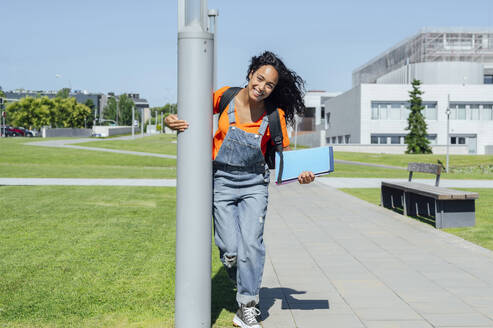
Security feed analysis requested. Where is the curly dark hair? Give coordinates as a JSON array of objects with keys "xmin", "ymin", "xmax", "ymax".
[{"xmin": 246, "ymin": 51, "xmax": 306, "ymax": 126}]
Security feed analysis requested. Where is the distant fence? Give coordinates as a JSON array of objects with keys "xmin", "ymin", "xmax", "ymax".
[{"xmin": 42, "ymin": 128, "xmax": 92, "ymax": 138}]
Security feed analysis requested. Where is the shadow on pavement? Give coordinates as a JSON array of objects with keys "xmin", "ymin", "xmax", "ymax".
[{"xmin": 259, "ymin": 287, "xmax": 329, "ymax": 320}]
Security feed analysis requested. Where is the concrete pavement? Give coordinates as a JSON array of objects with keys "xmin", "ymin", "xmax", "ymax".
[
  {"xmin": 25, "ymin": 137, "xmax": 177, "ymax": 159},
  {"xmin": 0, "ymin": 178, "xmax": 176, "ymax": 187},
  {"xmin": 2, "ymin": 177, "xmax": 492, "ymax": 189},
  {"xmin": 260, "ymin": 180, "xmax": 493, "ymax": 327},
  {"xmin": 318, "ymin": 177, "xmax": 493, "ymax": 189}
]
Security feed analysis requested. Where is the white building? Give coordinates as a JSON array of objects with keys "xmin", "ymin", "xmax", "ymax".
[
  {"xmin": 302, "ymin": 90, "xmax": 341, "ymax": 131},
  {"xmin": 325, "ymin": 28, "xmax": 493, "ymax": 154}
]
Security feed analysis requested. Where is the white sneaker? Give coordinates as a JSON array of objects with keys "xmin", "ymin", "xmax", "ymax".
[{"xmin": 232, "ymin": 301, "xmax": 261, "ymax": 328}]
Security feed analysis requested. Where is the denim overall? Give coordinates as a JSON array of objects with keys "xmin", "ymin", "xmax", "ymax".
[{"xmin": 213, "ymin": 98, "xmax": 270, "ymax": 306}]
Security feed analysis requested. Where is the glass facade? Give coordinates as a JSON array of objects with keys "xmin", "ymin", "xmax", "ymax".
[
  {"xmin": 450, "ymin": 103, "xmax": 493, "ymax": 120},
  {"xmin": 371, "ymin": 101, "xmax": 437, "ymax": 120},
  {"xmin": 371, "ymin": 134, "xmax": 437, "ymax": 145}
]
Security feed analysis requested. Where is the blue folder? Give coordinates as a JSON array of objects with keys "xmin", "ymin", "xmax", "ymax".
[{"xmin": 275, "ymin": 146, "xmax": 334, "ymax": 184}]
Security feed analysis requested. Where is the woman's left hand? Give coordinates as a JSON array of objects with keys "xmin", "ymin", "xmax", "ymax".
[{"xmin": 298, "ymin": 171, "xmax": 315, "ymax": 184}]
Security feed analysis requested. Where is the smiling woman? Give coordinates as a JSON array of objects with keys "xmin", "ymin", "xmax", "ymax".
[{"xmin": 166, "ymin": 50, "xmax": 313, "ymax": 328}]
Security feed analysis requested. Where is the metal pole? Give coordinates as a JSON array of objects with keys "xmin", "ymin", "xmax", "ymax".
[
  {"xmin": 141, "ymin": 108, "xmax": 144, "ymax": 136},
  {"xmin": 446, "ymin": 94, "xmax": 450, "ymax": 173},
  {"xmin": 161, "ymin": 112, "xmax": 164, "ymax": 133},
  {"xmin": 208, "ymin": 9, "xmax": 219, "ymax": 134},
  {"xmin": 208, "ymin": 9, "xmax": 218, "ymax": 90},
  {"xmin": 176, "ymin": 0, "xmax": 213, "ymax": 327},
  {"xmin": 132, "ymin": 106, "xmax": 135, "ymax": 138}
]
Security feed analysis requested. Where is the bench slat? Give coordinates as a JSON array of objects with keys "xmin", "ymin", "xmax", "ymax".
[
  {"xmin": 408, "ymin": 162, "xmax": 441, "ymax": 175},
  {"xmin": 382, "ymin": 181, "xmax": 479, "ymax": 200}
]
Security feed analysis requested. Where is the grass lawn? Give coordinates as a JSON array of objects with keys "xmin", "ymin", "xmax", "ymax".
[
  {"xmin": 340, "ymin": 188, "xmax": 493, "ymax": 251},
  {"xmin": 0, "ymin": 138, "xmax": 176, "ymax": 179},
  {"xmin": 78, "ymin": 134, "xmax": 178, "ymax": 156},
  {"xmin": 334, "ymin": 151, "xmax": 493, "ymax": 180},
  {"xmin": 0, "ymin": 186, "xmax": 236, "ymax": 328}
]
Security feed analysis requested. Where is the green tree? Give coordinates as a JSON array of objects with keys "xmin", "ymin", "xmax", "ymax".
[
  {"xmin": 150, "ymin": 103, "xmax": 177, "ymax": 115},
  {"xmin": 118, "ymin": 94, "xmax": 135, "ymax": 126},
  {"xmin": 6, "ymin": 96, "xmax": 53, "ymax": 129},
  {"xmin": 405, "ymin": 79, "xmax": 432, "ymax": 154},
  {"xmin": 56, "ymin": 88, "xmax": 71, "ymax": 99},
  {"xmin": 51, "ymin": 98, "xmax": 91, "ymax": 128},
  {"xmin": 84, "ymin": 99, "xmax": 96, "ymax": 128},
  {"xmin": 103, "ymin": 97, "xmax": 118, "ymax": 122},
  {"xmin": 0, "ymin": 90, "xmax": 5, "ymax": 98}
]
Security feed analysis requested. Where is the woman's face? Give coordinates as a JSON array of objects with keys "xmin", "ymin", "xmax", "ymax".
[{"xmin": 247, "ymin": 65, "xmax": 279, "ymax": 103}]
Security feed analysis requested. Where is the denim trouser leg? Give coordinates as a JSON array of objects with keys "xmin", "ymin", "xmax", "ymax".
[
  {"xmin": 213, "ymin": 190, "xmax": 240, "ymax": 269},
  {"xmin": 236, "ymin": 184, "xmax": 268, "ymax": 305},
  {"xmin": 213, "ymin": 169, "xmax": 268, "ymax": 306}
]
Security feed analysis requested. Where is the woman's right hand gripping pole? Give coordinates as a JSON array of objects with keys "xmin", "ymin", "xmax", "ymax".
[{"xmin": 164, "ymin": 114, "xmax": 189, "ymax": 132}]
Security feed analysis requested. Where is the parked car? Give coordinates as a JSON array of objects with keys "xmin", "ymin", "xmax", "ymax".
[
  {"xmin": 0, "ymin": 126, "xmax": 26, "ymax": 137},
  {"xmin": 18, "ymin": 127, "xmax": 35, "ymax": 137}
]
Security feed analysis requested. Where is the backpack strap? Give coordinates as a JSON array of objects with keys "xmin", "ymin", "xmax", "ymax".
[
  {"xmin": 218, "ymin": 87, "xmax": 242, "ymax": 118},
  {"xmin": 268, "ymin": 108, "xmax": 284, "ymax": 184}
]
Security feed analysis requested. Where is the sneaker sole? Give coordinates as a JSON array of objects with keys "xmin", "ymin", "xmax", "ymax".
[{"xmin": 232, "ymin": 314, "xmax": 262, "ymax": 328}]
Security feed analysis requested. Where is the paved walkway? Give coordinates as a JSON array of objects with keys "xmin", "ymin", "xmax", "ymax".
[
  {"xmin": 25, "ymin": 137, "xmax": 177, "ymax": 159},
  {"xmin": 0, "ymin": 178, "xmax": 176, "ymax": 187},
  {"xmin": 261, "ymin": 180, "xmax": 493, "ymax": 327},
  {"xmin": 2, "ymin": 177, "xmax": 492, "ymax": 189},
  {"xmin": 318, "ymin": 177, "xmax": 493, "ymax": 189}
]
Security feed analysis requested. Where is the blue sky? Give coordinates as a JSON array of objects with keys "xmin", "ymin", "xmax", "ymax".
[{"xmin": 1, "ymin": 0, "xmax": 492, "ymax": 106}]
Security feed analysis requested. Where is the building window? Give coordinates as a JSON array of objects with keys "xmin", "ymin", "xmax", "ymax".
[
  {"xmin": 423, "ymin": 103, "xmax": 437, "ymax": 120},
  {"xmin": 484, "ymin": 75, "xmax": 493, "ymax": 84},
  {"xmin": 345, "ymin": 135, "xmax": 350, "ymax": 143},
  {"xmin": 458, "ymin": 137, "xmax": 466, "ymax": 145},
  {"xmin": 451, "ymin": 103, "xmax": 493, "ymax": 120},
  {"xmin": 371, "ymin": 134, "xmax": 436, "ymax": 145},
  {"xmin": 390, "ymin": 136, "xmax": 400, "ymax": 144},
  {"xmin": 451, "ymin": 137, "xmax": 457, "ymax": 144},
  {"xmin": 482, "ymin": 104, "xmax": 493, "ymax": 120},
  {"xmin": 427, "ymin": 135, "xmax": 437, "ymax": 145},
  {"xmin": 332, "ymin": 136, "xmax": 336, "ymax": 144},
  {"xmin": 338, "ymin": 136, "xmax": 343, "ymax": 144},
  {"xmin": 371, "ymin": 101, "xmax": 436, "ymax": 120},
  {"xmin": 371, "ymin": 103, "xmax": 379, "ymax": 120},
  {"xmin": 458, "ymin": 104, "xmax": 467, "ymax": 120},
  {"xmin": 470, "ymin": 104, "xmax": 480, "ymax": 120}
]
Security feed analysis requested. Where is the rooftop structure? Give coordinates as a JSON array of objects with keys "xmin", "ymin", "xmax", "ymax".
[{"xmin": 353, "ymin": 27, "xmax": 493, "ymax": 86}]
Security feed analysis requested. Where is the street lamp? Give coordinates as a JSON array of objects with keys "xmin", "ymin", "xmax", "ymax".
[
  {"xmin": 176, "ymin": 0, "xmax": 214, "ymax": 327},
  {"xmin": 446, "ymin": 94, "xmax": 451, "ymax": 173}
]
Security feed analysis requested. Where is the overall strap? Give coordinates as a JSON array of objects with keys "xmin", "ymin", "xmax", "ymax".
[
  {"xmin": 268, "ymin": 109, "xmax": 284, "ymax": 184},
  {"xmin": 257, "ymin": 115, "xmax": 269, "ymax": 137},
  {"xmin": 227, "ymin": 98, "xmax": 236, "ymax": 124},
  {"xmin": 218, "ymin": 87, "xmax": 242, "ymax": 119}
]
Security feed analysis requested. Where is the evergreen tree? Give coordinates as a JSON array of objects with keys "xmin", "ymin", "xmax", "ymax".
[{"xmin": 405, "ymin": 79, "xmax": 432, "ymax": 154}]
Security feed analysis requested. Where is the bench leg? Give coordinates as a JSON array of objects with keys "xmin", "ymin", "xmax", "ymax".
[
  {"xmin": 435, "ymin": 199, "xmax": 476, "ymax": 228},
  {"xmin": 434, "ymin": 199, "xmax": 443, "ymax": 228},
  {"xmin": 403, "ymin": 191, "xmax": 408, "ymax": 216}
]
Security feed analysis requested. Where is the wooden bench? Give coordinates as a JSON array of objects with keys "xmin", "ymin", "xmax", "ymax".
[{"xmin": 381, "ymin": 162, "xmax": 479, "ymax": 228}]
